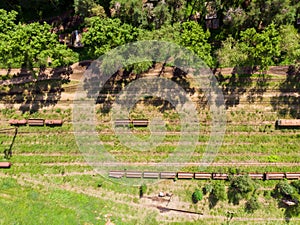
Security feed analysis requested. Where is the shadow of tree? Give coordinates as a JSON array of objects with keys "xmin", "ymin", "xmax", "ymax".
[
  {"xmin": 271, "ymin": 65, "xmax": 300, "ymax": 118},
  {"xmin": 247, "ymin": 73, "xmax": 271, "ymax": 103},
  {"xmin": 85, "ymin": 68, "xmax": 140, "ymax": 114},
  {"xmin": 208, "ymin": 192, "xmax": 219, "ymax": 209},
  {"xmin": 216, "ymin": 66, "xmax": 270, "ymax": 108},
  {"xmin": 0, "ymin": 66, "xmax": 72, "ymax": 113},
  {"xmin": 217, "ymin": 67, "xmax": 252, "ymax": 108},
  {"xmin": 83, "ymin": 64, "xmax": 197, "ymax": 114}
]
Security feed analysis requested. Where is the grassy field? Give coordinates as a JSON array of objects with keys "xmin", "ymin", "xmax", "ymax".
[{"xmin": 0, "ymin": 68, "xmax": 299, "ymax": 224}]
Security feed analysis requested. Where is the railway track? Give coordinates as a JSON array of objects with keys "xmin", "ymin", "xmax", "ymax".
[{"xmin": 18, "ymin": 161, "xmax": 300, "ymax": 167}]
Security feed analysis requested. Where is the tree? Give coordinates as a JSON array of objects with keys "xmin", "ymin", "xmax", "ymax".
[
  {"xmin": 246, "ymin": 0, "xmax": 298, "ymax": 30},
  {"xmin": 279, "ymin": 25, "xmax": 300, "ymax": 65},
  {"xmin": 0, "ymin": 10, "xmax": 78, "ymax": 74},
  {"xmin": 179, "ymin": 21, "xmax": 213, "ymax": 67},
  {"xmin": 192, "ymin": 189, "xmax": 203, "ymax": 203},
  {"xmin": 273, "ymin": 180, "xmax": 295, "ymax": 199},
  {"xmin": 209, "ymin": 182, "xmax": 227, "ymax": 208},
  {"xmin": 0, "ymin": 21, "xmax": 78, "ymax": 74},
  {"xmin": 110, "ymin": 0, "xmax": 148, "ymax": 28},
  {"xmin": 0, "ymin": 9, "xmax": 17, "ymax": 33},
  {"xmin": 217, "ymin": 23, "xmax": 281, "ymax": 70},
  {"xmin": 239, "ymin": 23, "xmax": 281, "ymax": 70},
  {"xmin": 0, "ymin": 0, "xmax": 74, "ymax": 22},
  {"xmin": 216, "ymin": 35, "xmax": 248, "ymax": 68},
  {"xmin": 228, "ymin": 175, "xmax": 255, "ymax": 205},
  {"xmin": 74, "ymin": 0, "xmax": 107, "ymax": 17},
  {"xmin": 272, "ymin": 180, "xmax": 300, "ymax": 218},
  {"xmin": 82, "ymin": 17, "xmax": 140, "ymax": 59}
]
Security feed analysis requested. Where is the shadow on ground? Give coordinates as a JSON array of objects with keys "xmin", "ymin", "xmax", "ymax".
[
  {"xmin": 0, "ymin": 66, "xmax": 72, "ymax": 113},
  {"xmin": 271, "ymin": 65, "xmax": 300, "ymax": 118}
]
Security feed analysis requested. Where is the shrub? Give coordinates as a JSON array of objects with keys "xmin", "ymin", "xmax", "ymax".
[
  {"xmin": 228, "ymin": 175, "xmax": 255, "ymax": 205},
  {"xmin": 203, "ymin": 183, "xmax": 213, "ymax": 195},
  {"xmin": 291, "ymin": 180, "xmax": 300, "ymax": 193},
  {"xmin": 273, "ymin": 180, "xmax": 295, "ymax": 198},
  {"xmin": 139, "ymin": 184, "xmax": 147, "ymax": 198},
  {"xmin": 209, "ymin": 182, "xmax": 227, "ymax": 208},
  {"xmin": 192, "ymin": 189, "xmax": 203, "ymax": 203},
  {"xmin": 268, "ymin": 155, "xmax": 280, "ymax": 163},
  {"xmin": 245, "ymin": 196, "xmax": 260, "ymax": 213}
]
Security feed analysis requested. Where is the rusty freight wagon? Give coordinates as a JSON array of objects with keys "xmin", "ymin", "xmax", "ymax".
[
  {"xmin": 276, "ymin": 119, "xmax": 300, "ymax": 128},
  {"xmin": 114, "ymin": 119, "xmax": 132, "ymax": 126},
  {"xmin": 265, "ymin": 172, "xmax": 286, "ymax": 180},
  {"xmin": 132, "ymin": 119, "xmax": 149, "ymax": 127},
  {"xmin": 0, "ymin": 162, "xmax": 11, "ymax": 168},
  {"xmin": 177, "ymin": 172, "xmax": 194, "ymax": 179},
  {"xmin": 194, "ymin": 172, "xmax": 212, "ymax": 179},
  {"xmin": 9, "ymin": 119, "xmax": 27, "ymax": 126},
  {"xmin": 27, "ymin": 118, "xmax": 45, "ymax": 126},
  {"xmin": 45, "ymin": 119, "xmax": 63, "ymax": 126}
]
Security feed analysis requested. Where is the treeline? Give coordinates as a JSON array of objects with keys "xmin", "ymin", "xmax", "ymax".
[{"xmin": 0, "ymin": 0, "xmax": 300, "ymax": 72}]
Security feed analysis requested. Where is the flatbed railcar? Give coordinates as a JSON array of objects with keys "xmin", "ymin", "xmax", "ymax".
[
  {"xmin": 9, "ymin": 119, "xmax": 27, "ymax": 126},
  {"xmin": 114, "ymin": 119, "xmax": 132, "ymax": 127},
  {"xmin": 276, "ymin": 119, "xmax": 300, "ymax": 128},
  {"xmin": 126, "ymin": 171, "xmax": 143, "ymax": 178},
  {"xmin": 143, "ymin": 171, "xmax": 160, "ymax": 179},
  {"xmin": 27, "ymin": 118, "xmax": 45, "ymax": 126},
  {"xmin": 194, "ymin": 172, "xmax": 212, "ymax": 179},
  {"xmin": 132, "ymin": 119, "xmax": 149, "ymax": 127},
  {"xmin": 45, "ymin": 119, "xmax": 63, "ymax": 126},
  {"xmin": 265, "ymin": 172, "xmax": 286, "ymax": 180},
  {"xmin": 0, "ymin": 162, "xmax": 11, "ymax": 168},
  {"xmin": 177, "ymin": 172, "xmax": 194, "ymax": 179},
  {"xmin": 160, "ymin": 172, "xmax": 177, "ymax": 179},
  {"xmin": 248, "ymin": 173, "xmax": 264, "ymax": 180},
  {"xmin": 109, "ymin": 170, "xmax": 125, "ymax": 178},
  {"xmin": 285, "ymin": 172, "xmax": 300, "ymax": 180},
  {"xmin": 212, "ymin": 173, "xmax": 229, "ymax": 180}
]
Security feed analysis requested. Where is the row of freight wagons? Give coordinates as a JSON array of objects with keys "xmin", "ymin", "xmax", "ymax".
[
  {"xmin": 109, "ymin": 171, "xmax": 300, "ymax": 180},
  {"xmin": 9, "ymin": 119, "xmax": 63, "ymax": 126}
]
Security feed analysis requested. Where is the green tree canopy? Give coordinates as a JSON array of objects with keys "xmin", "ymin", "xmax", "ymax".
[
  {"xmin": 179, "ymin": 21, "xmax": 213, "ymax": 67},
  {"xmin": 217, "ymin": 23, "xmax": 281, "ymax": 70},
  {"xmin": 0, "ymin": 21, "xmax": 78, "ymax": 73},
  {"xmin": 0, "ymin": 9, "xmax": 17, "ymax": 33},
  {"xmin": 279, "ymin": 25, "xmax": 300, "ymax": 65},
  {"xmin": 74, "ymin": 0, "xmax": 106, "ymax": 18},
  {"xmin": 82, "ymin": 17, "xmax": 140, "ymax": 59},
  {"xmin": 208, "ymin": 181, "xmax": 227, "ymax": 208},
  {"xmin": 228, "ymin": 175, "xmax": 255, "ymax": 205}
]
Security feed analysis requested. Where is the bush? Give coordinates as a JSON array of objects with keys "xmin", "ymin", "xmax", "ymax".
[
  {"xmin": 209, "ymin": 182, "xmax": 226, "ymax": 208},
  {"xmin": 291, "ymin": 180, "xmax": 300, "ymax": 193},
  {"xmin": 192, "ymin": 189, "xmax": 203, "ymax": 204},
  {"xmin": 273, "ymin": 180, "xmax": 295, "ymax": 198},
  {"xmin": 245, "ymin": 196, "xmax": 260, "ymax": 213},
  {"xmin": 228, "ymin": 175, "xmax": 255, "ymax": 205},
  {"xmin": 139, "ymin": 184, "xmax": 147, "ymax": 198},
  {"xmin": 203, "ymin": 183, "xmax": 213, "ymax": 195},
  {"xmin": 268, "ymin": 155, "xmax": 280, "ymax": 163}
]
